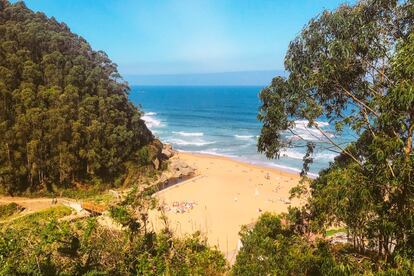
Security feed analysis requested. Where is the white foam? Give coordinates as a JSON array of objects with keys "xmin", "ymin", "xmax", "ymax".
[
  {"xmin": 173, "ymin": 131, "xmax": 204, "ymax": 137},
  {"xmin": 234, "ymin": 135, "xmax": 255, "ymax": 140},
  {"xmin": 315, "ymin": 152, "xmax": 337, "ymax": 160},
  {"xmin": 179, "ymin": 149, "xmax": 241, "ymax": 161},
  {"xmin": 287, "ymin": 120, "xmax": 334, "ymax": 142},
  {"xmin": 142, "ymin": 115, "xmax": 161, "ymax": 128},
  {"xmin": 168, "ymin": 138, "xmax": 215, "ymax": 147},
  {"xmin": 142, "ymin": 112, "xmax": 163, "ymax": 129},
  {"xmin": 280, "ymin": 149, "xmax": 304, "ymax": 160},
  {"xmin": 294, "ymin": 120, "xmax": 329, "ymax": 128},
  {"xmin": 280, "ymin": 149, "xmax": 338, "ymax": 161},
  {"xmin": 266, "ymin": 163, "xmax": 319, "ymax": 178}
]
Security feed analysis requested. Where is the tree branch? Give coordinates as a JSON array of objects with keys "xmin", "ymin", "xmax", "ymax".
[
  {"xmin": 336, "ymin": 83, "xmax": 379, "ymax": 118},
  {"xmin": 314, "ymin": 124, "xmax": 363, "ymax": 167}
]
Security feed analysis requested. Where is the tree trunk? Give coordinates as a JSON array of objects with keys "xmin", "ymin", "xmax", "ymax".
[
  {"xmin": 405, "ymin": 121, "xmax": 413, "ymax": 157},
  {"xmin": 6, "ymin": 142, "xmax": 11, "ymax": 163}
]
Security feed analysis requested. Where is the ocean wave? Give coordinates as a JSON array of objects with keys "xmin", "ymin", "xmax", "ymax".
[
  {"xmin": 266, "ymin": 163, "xmax": 319, "ymax": 178},
  {"xmin": 173, "ymin": 131, "xmax": 204, "ymax": 137},
  {"xmin": 280, "ymin": 149, "xmax": 304, "ymax": 160},
  {"xmin": 142, "ymin": 115, "xmax": 161, "ymax": 128},
  {"xmin": 168, "ymin": 138, "xmax": 215, "ymax": 147},
  {"xmin": 187, "ymin": 149, "xmax": 237, "ymax": 158},
  {"xmin": 234, "ymin": 134, "xmax": 255, "ymax": 140},
  {"xmin": 315, "ymin": 152, "xmax": 337, "ymax": 160},
  {"xmin": 287, "ymin": 120, "xmax": 334, "ymax": 142},
  {"xmin": 142, "ymin": 112, "xmax": 163, "ymax": 129},
  {"xmin": 294, "ymin": 120, "xmax": 329, "ymax": 128},
  {"xmin": 280, "ymin": 149, "xmax": 337, "ymax": 161}
]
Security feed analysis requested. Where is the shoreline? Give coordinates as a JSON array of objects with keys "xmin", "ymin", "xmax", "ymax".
[
  {"xmin": 177, "ymin": 149, "xmax": 318, "ymax": 179},
  {"xmin": 177, "ymin": 150, "xmax": 306, "ymax": 179}
]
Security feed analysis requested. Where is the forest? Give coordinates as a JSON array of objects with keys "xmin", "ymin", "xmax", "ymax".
[{"xmin": 0, "ymin": 0, "xmax": 154, "ymax": 195}]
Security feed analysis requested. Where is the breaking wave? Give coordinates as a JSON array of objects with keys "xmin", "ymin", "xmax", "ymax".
[{"xmin": 173, "ymin": 131, "xmax": 204, "ymax": 137}]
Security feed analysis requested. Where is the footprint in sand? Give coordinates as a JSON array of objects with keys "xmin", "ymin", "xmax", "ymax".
[{"xmin": 255, "ymin": 188, "xmax": 260, "ymax": 196}]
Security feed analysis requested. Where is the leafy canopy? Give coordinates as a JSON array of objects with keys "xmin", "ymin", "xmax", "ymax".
[
  {"xmin": 0, "ymin": 0, "xmax": 154, "ymax": 194},
  {"xmin": 258, "ymin": 0, "xmax": 414, "ymax": 262}
]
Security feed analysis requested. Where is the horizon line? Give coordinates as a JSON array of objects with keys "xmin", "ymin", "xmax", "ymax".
[
  {"xmin": 123, "ymin": 69, "xmax": 286, "ymax": 86},
  {"xmin": 123, "ymin": 69, "xmax": 286, "ymax": 77}
]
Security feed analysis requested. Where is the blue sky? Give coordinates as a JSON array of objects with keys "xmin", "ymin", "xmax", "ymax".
[{"xmin": 17, "ymin": 0, "xmax": 353, "ymax": 82}]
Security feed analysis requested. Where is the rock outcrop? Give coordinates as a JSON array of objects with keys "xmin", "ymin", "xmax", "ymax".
[
  {"xmin": 160, "ymin": 144, "xmax": 176, "ymax": 160},
  {"xmin": 170, "ymin": 159, "xmax": 195, "ymax": 178},
  {"xmin": 155, "ymin": 153, "xmax": 196, "ymax": 191}
]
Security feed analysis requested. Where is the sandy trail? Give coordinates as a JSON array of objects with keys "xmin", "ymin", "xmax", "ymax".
[
  {"xmin": 149, "ymin": 152, "xmax": 303, "ymax": 262},
  {"xmin": 0, "ymin": 197, "xmax": 62, "ymax": 212}
]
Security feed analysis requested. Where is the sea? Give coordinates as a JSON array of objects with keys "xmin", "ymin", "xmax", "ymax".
[{"xmin": 129, "ymin": 86, "xmax": 355, "ymax": 176}]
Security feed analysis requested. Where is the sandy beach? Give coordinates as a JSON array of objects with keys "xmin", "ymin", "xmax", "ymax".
[{"xmin": 149, "ymin": 152, "xmax": 304, "ymax": 262}]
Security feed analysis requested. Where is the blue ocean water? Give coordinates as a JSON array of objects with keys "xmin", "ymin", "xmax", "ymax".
[{"xmin": 129, "ymin": 86, "xmax": 354, "ymax": 176}]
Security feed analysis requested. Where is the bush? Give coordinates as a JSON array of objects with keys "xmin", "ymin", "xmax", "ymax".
[
  {"xmin": 0, "ymin": 212, "xmax": 228, "ymax": 275},
  {"xmin": 136, "ymin": 146, "xmax": 151, "ymax": 166},
  {"xmin": 0, "ymin": 203, "xmax": 23, "ymax": 219},
  {"xmin": 109, "ymin": 206, "xmax": 132, "ymax": 226}
]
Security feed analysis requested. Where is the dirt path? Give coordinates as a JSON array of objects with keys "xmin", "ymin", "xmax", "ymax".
[
  {"xmin": 0, "ymin": 196, "xmax": 123, "ymax": 230},
  {"xmin": 0, "ymin": 196, "xmax": 79, "ymax": 212}
]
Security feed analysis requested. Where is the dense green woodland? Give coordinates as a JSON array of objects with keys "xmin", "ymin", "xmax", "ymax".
[{"xmin": 0, "ymin": 0, "xmax": 153, "ymax": 194}]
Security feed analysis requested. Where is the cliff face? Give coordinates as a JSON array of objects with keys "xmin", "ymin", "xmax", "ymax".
[{"xmin": 0, "ymin": 1, "xmax": 154, "ymax": 193}]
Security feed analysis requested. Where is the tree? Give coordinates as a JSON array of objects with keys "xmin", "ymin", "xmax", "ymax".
[
  {"xmin": 233, "ymin": 212, "xmax": 414, "ymax": 275},
  {"xmin": 0, "ymin": 0, "xmax": 154, "ymax": 194},
  {"xmin": 258, "ymin": 0, "xmax": 413, "ymax": 259}
]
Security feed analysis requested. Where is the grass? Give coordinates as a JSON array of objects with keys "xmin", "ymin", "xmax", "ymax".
[
  {"xmin": 326, "ymin": 227, "xmax": 347, "ymax": 237},
  {"xmin": 2, "ymin": 206, "xmax": 72, "ymax": 229},
  {"xmin": 0, "ymin": 203, "xmax": 23, "ymax": 219}
]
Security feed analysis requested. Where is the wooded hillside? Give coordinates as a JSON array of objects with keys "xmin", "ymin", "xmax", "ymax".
[{"xmin": 0, "ymin": 0, "xmax": 153, "ymax": 194}]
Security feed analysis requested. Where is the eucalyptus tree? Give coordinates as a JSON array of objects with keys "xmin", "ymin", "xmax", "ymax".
[
  {"xmin": 0, "ymin": 0, "xmax": 153, "ymax": 194},
  {"xmin": 258, "ymin": 0, "xmax": 414, "ymax": 257}
]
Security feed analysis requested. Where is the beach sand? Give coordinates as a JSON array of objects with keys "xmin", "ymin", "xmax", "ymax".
[{"xmin": 148, "ymin": 152, "xmax": 303, "ymax": 262}]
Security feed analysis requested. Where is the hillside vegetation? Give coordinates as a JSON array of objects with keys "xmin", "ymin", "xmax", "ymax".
[
  {"xmin": 247, "ymin": 0, "xmax": 414, "ymax": 274},
  {"xmin": 0, "ymin": 191, "xmax": 227, "ymax": 275},
  {"xmin": 0, "ymin": 0, "xmax": 154, "ymax": 195}
]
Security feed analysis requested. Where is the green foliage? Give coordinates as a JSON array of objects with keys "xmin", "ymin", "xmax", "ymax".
[
  {"xmin": 0, "ymin": 0, "xmax": 154, "ymax": 195},
  {"xmin": 0, "ymin": 205, "xmax": 227, "ymax": 275},
  {"xmin": 233, "ymin": 213, "xmax": 334, "ymax": 275},
  {"xmin": 258, "ymin": 0, "xmax": 414, "ymax": 263},
  {"xmin": 0, "ymin": 202, "xmax": 22, "ymax": 219},
  {"xmin": 233, "ymin": 213, "xmax": 414, "ymax": 275},
  {"xmin": 2, "ymin": 205, "xmax": 72, "ymax": 229},
  {"xmin": 109, "ymin": 205, "xmax": 132, "ymax": 226},
  {"xmin": 325, "ymin": 227, "xmax": 346, "ymax": 237},
  {"xmin": 136, "ymin": 145, "xmax": 151, "ymax": 165}
]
